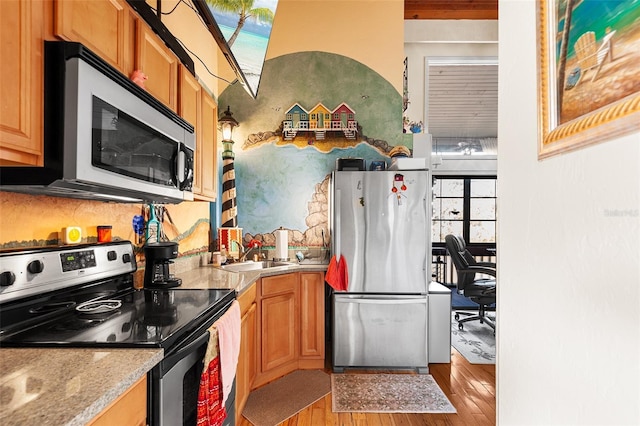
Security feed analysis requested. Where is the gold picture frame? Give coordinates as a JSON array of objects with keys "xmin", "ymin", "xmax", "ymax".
[{"xmin": 537, "ymin": 0, "xmax": 640, "ymax": 159}]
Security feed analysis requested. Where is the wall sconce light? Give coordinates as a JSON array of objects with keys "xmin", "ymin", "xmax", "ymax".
[{"xmin": 218, "ymin": 106, "xmax": 239, "ymax": 141}]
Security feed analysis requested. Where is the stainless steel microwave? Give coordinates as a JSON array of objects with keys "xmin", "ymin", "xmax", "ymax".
[{"xmin": 0, "ymin": 41, "xmax": 194, "ymax": 203}]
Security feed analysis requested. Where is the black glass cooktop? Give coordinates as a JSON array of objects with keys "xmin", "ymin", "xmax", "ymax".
[{"xmin": 0, "ymin": 281, "xmax": 235, "ymax": 350}]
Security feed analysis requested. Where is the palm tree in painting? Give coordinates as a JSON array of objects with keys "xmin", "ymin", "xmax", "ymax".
[
  {"xmin": 556, "ymin": 0, "xmax": 576, "ymax": 110},
  {"xmin": 205, "ymin": 0, "xmax": 274, "ymax": 47}
]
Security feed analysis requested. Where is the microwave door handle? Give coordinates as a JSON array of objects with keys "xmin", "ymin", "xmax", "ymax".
[
  {"xmin": 175, "ymin": 145, "xmax": 193, "ymax": 190},
  {"xmin": 176, "ymin": 149, "xmax": 186, "ymax": 186}
]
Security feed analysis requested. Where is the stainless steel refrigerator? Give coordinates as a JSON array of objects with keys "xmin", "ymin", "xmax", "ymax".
[{"xmin": 331, "ymin": 170, "xmax": 431, "ymax": 373}]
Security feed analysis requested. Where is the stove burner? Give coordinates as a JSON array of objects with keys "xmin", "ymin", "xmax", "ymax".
[
  {"xmin": 75, "ymin": 299, "xmax": 122, "ymax": 315},
  {"xmin": 75, "ymin": 310, "xmax": 121, "ymax": 322}
]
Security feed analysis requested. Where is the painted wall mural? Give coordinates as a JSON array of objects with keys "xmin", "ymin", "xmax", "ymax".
[{"xmin": 218, "ymin": 51, "xmax": 408, "ymax": 249}]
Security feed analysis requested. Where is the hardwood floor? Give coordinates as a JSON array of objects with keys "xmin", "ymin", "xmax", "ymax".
[{"xmin": 237, "ymin": 349, "xmax": 496, "ymax": 425}]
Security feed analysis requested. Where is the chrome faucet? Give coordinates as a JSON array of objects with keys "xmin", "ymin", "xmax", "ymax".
[{"xmin": 239, "ymin": 240, "xmax": 264, "ymax": 262}]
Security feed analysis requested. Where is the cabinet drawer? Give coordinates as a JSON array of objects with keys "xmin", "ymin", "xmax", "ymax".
[
  {"xmin": 261, "ymin": 273, "xmax": 297, "ymax": 297},
  {"xmin": 237, "ymin": 282, "xmax": 257, "ymax": 315}
]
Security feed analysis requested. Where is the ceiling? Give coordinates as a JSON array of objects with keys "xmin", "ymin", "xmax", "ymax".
[
  {"xmin": 405, "ymin": 0, "xmax": 499, "ymax": 154},
  {"xmin": 404, "ymin": 0, "xmax": 498, "ymax": 20}
]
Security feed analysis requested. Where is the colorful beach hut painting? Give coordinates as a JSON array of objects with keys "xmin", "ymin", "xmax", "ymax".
[
  {"xmin": 282, "ymin": 102, "xmax": 358, "ymax": 140},
  {"xmin": 308, "ymin": 103, "xmax": 332, "ymax": 139},
  {"xmin": 332, "ymin": 103, "xmax": 357, "ymax": 139}
]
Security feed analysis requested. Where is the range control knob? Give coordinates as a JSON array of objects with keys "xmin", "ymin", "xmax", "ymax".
[
  {"xmin": 27, "ymin": 259, "xmax": 44, "ymax": 274},
  {"xmin": 0, "ymin": 271, "xmax": 16, "ymax": 287},
  {"xmin": 107, "ymin": 251, "xmax": 117, "ymax": 261}
]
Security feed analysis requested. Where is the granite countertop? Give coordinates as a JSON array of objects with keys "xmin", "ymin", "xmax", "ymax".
[
  {"xmin": 0, "ymin": 348, "xmax": 163, "ymax": 426},
  {"xmin": 177, "ymin": 262, "xmax": 328, "ymax": 293},
  {"xmin": 0, "ymin": 262, "xmax": 326, "ymax": 425}
]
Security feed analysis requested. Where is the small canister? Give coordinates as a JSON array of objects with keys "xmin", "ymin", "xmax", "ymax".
[
  {"xmin": 212, "ymin": 251, "xmax": 222, "ymax": 267},
  {"xmin": 97, "ymin": 225, "xmax": 112, "ymax": 243}
]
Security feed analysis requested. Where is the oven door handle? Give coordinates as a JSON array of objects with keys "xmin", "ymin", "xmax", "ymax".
[{"xmin": 161, "ymin": 330, "xmax": 210, "ymax": 374}]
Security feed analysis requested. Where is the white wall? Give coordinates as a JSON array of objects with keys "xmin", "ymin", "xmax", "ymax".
[{"xmin": 498, "ymin": 1, "xmax": 640, "ymax": 424}]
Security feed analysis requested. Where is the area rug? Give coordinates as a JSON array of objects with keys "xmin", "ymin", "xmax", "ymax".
[
  {"xmin": 331, "ymin": 373, "xmax": 456, "ymax": 413},
  {"xmin": 242, "ymin": 369, "xmax": 331, "ymax": 426},
  {"xmin": 451, "ymin": 311, "xmax": 496, "ymax": 364}
]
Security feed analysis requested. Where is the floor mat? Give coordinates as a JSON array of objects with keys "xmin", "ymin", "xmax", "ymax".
[
  {"xmin": 331, "ymin": 373, "xmax": 456, "ymax": 413},
  {"xmin": 242, "ymin": 370, "xmax": 330, "ymax": 426}
]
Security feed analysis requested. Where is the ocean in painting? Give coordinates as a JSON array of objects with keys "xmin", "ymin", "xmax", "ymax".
[
  {"xmin": 234, "ymin": 142, "xmax": 388, "ymax": 234},
  {"xmin": 557, "ymin": 0, "xmax": 640, "ymax": 59},
  {"xmin": 217, "ymin": 23, "xmax": 269, "ymax": 77}
]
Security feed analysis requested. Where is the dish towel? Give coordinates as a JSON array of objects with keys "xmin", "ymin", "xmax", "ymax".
[
  {"xmin": 325, "ymin": 254, "xmax": 349, "ymax": 291},
  {"xmin": 197, "ymin": 327, "xmax": 226, "ymax": 426},
  {"xmin": 215, "ymin": 300, "xmax": 241, "ymax": 406}
]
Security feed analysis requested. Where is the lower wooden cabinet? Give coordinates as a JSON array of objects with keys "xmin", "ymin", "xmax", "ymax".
[
  {"xmin": 299, "ymin": 272, "xmax": 326, "ymax": 362},
  {"xmin": 235, "ymin": 283, "xmax": 257, "ymax": 423},
  {"xmin": 236, "ymin": 271, "xmax": 326, "ymax": 419},
  {"xmin": 88, "ymin": 375, "xmax": 147, "ymax": 426},
  {"xmin": 253, "ymin": 272, "xmax": 325, "ymax": 389},
  {"xmin": 259, "ymin": 273, "xmax": 298, "ymax": 375}
]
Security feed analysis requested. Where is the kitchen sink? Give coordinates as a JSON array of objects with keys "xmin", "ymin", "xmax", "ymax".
[{"xmin": 219, "ymin": 260, "xmax": 297, "ymax": 273}]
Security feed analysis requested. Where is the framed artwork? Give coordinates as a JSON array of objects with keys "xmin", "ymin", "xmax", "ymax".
[
  {"xmin": 192, "ymin": 0, "xmax": 278, "ymax": 99},
  {"xmin": 537, "ymin": 0, "xmax": 640, "ymax": 159}
]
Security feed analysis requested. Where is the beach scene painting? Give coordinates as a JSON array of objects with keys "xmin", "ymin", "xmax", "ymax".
[
  {"xmin": 538, "ymin": 0, "xmax": 640, "ymax": 158},
  {"xmin": 205, "ymin": 0, "xmax": 278, "ymax": 97},
  {"xmin": 557, "ymin": 0, "xmax": 640, "ymax": 123}
]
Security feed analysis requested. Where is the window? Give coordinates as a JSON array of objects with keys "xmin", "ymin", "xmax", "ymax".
[{"xmin": 432, "ymin": 176, "xmax": 496, "ymax": 246}]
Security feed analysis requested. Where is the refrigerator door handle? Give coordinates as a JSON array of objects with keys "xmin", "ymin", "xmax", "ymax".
[
  {"xmin": 334, "ymin": 189, "xmax": 341, "ymax": 258},
  {"xmin": 335, "ymin": 295, "xmax": 427, "ymax": 304}
]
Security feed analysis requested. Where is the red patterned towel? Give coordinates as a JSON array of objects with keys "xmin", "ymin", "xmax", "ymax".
[{"xmin": 196, "ymin": 355, "xmax": 227, "ymax": 426}]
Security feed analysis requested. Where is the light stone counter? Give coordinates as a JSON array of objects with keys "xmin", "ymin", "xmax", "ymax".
[
  {"xmin": 0, "ymin": 262, "xmax": 327, "ymax": 426},
  {"xmin": 0, "ymin": 348, "xmax": 163, "ymax": 426},
  {"xmin": 177, "ymin": 262, "xmax": 328, "ymax": 294}
]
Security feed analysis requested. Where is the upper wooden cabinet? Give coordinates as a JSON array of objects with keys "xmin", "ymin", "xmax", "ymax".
[
  {"xmin": 54, "ymin": 0, "xmax": 135, "ymax": 75},
  {"xmin": 179, "ymin": 65, "xmax": 218, "ymax": 201},
  {"xmin": 198, "ymin": 90, "xmax": 218, "ymax": 200},
  {"xmin": 135, "ymin": 22, "xmax": 178, "ymax": 111},
  {"xmin": 0, "ymin": 0, "xmax": 44, "ymax": 166},
  {"xmin": 178, "ymin": 66, "xmax": 202, "ymax": 193}
]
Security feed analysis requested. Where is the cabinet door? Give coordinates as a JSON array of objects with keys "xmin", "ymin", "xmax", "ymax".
[
  {"xmin": 236, "ymin": 302, "xmax": 256, "ymax": 422},
  {"xmin": 135, "ymin": 22, "xmax": 178, "ymax": 111},
  {"xmin": 299, "ymin": 272, "xmax": 325, "ymax": 359},
  {"xmin": 197, "ymin": 90, "xmax": 218, "ymax": 200},
  {"xmin": 260, "ymin": 274, "xmax": 298, "ymax": 372},
  {"xmin": 88, "ymin": 375, "xmax": 147, "ymax": 426},
  {"xmin": 54, "ymin": 0, "xmax": 134, "ymax": 75},
  {"xmin": 178, "ymin": 65, "xmax": 202, "ymax": 193},
  {"xmin": 0, "ymin": 0, "xmax": 44, "ymax": 166},
  {"xmin": 247, "ymin": 303, "xmax": 257, "ymax": 386}
]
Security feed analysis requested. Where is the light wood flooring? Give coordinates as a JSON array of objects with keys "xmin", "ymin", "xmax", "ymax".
[{"xmin": 237, "ymin": 348, "xmax": 496, "ymax": 425}]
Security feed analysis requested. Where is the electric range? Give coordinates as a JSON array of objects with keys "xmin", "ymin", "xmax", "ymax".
[
  {"xmin": 0, "ymin": 241, "xmax": 235, "ymax": 351},
  {"xmin": 0, "ymin": 240, "xmax": 237, "ymax": 425}
]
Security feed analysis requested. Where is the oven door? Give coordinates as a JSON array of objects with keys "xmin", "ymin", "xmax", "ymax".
[{"xmin": 148, "ymin": 330, "xmax": 235, "ymax": 426}]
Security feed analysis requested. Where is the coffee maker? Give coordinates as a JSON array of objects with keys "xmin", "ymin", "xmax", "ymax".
[{"xmin": 143, "ymin": 242, "xmax": 182, "ymax": 288}]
